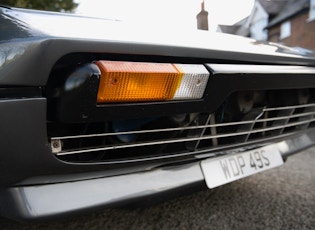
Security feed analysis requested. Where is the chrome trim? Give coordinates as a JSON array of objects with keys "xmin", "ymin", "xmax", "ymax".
[
  {"xmin": 4, "ymin": 128, "xmax": 315, "ymax": 220},
  {"xmin": 50, "ymin": 103, "xmax": 315, "ymax": 141},
  {"xmin": 57, "ymin": 130, "xmax": 302, "ymax": 156},
  {"xmin": 51, "ymin": 103, "xmax": 315, "ymax": 157},
  {"xmin": 208, "ymin": 65, "xmax": 315, "ymax": 74}
]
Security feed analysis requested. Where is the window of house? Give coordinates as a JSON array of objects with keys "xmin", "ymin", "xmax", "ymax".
[
  {"xmin": 309, "ymin": 0, "xmax": 315, "ymax": 21},
  {"xmin": 280, "ymin": 21, "xmax": 291, "ymax": 39}
]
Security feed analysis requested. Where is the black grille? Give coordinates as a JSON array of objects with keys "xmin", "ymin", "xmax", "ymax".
[{"xmin": 49, "ymin": 102, "xmax": 315, "ymax": 163}]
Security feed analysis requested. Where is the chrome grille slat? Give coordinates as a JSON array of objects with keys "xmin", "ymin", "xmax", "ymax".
[
  {"xmin": 58, "ymin": 131, "xmax": 298, "ymax": 158},
  {"xmin": 273, "ymin": 108, "xmax": 295, "ymax": 136},
  {"xmin": 51, "ymin": 103, "xmax": 315, "ymax": 158},
  {"xmin": 77, "ymin": 132, "xmax": 297, "ymax": 165},
  {"xmin": 244, "ymin": 109, "xmax": 265, "ymax": 142},
  {"xmin": 50, "ymin": 110, "xmax": 315, "ymax": 141},
  {"xmin": 57, "ymin": 118, "xmax": 315, "ymax": 156},
  {"xmin": 193, "ymin": 114, "xmax": 212, "ymax": 150},
  {"xmin": 262, "ymin": 103, "xmax": 315, "ymax": 111}
]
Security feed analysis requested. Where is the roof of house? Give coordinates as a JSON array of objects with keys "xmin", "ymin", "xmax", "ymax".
[
  {"xmin": 266, "ymin": 0, "xmax": 309, "ymax": 28},
  {"xmin": 218, "ymin": 0, "xmax": 310, "ymax": 36},
  {"xmin": 217, "ymin": 17, "xmax": 250, "ymax": 37},
  {"xmin": 258, "ymin": 0, "xmax": 288, "ymax": 15}
]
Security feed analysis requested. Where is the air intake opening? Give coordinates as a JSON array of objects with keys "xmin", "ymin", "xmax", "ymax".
[{"xmin": 47, "ymin": 88, "xmax": 315, "ymax": 163}]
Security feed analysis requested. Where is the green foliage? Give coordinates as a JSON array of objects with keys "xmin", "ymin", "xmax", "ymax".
[{"xmin": 0, "ymin": 0, "xmax": 78, "ymax": 12}]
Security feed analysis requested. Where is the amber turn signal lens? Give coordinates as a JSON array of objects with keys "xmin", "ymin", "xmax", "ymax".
[
  {"xmin": 96, "ymin": 60, "xmax": 209, "ymax": 103},
  {"xmin": 96, "ymin": 61, "xmax": 183, "ymax": 103}
]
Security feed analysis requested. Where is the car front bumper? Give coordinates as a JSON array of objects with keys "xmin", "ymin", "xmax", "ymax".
[{"xmin": 1, "ymin": 128, "xmax": 314, "ymax": 221}]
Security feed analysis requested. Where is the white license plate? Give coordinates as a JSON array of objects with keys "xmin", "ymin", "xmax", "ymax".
[{"xmin": 200, "ymin": 146, "xmax": 284, "ymax": 189}]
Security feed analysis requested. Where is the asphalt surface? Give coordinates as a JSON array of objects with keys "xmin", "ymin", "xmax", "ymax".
[{"xmin": 1, "ymin": 147, "xmax": 314, "ymax": 230}]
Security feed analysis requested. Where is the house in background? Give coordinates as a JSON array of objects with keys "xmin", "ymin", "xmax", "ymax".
[
  {"xmin": 197, "ymin": 0, "xmax": 209, "ymax": 30},
  {"xmin": 218, "ymin": 0, "xmax": 315, "ymax": 51},
  {"xmin": 217, "ymin": 17, "xmax": 250, "ymax": 37}
]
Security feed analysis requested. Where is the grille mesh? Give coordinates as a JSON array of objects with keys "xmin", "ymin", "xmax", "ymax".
[{"xmin": 50, "ymin": 103, "xmax": 315, "ymax": 161}]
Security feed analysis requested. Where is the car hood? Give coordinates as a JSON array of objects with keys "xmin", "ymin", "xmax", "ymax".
[
  {"xmin": 2, "ymin": 6, "xmax": 315, "ymax": 59},
  {"xmin": 1, "ymin": 6, "xmax": 315, "ymax": 86}
]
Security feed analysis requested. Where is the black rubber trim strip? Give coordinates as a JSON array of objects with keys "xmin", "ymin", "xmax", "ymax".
[{"xmin": 0, "ymin": 87, "xmax": 42, "ymax": 99}]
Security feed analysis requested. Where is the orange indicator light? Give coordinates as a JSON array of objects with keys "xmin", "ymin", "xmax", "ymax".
[
  {"xmin": 96, "ymin": 61, "xmax": 183, "ymax": 103},
  {"xmin": 96, "ymin": 60, "xmax": 209, "ymax": 103}
]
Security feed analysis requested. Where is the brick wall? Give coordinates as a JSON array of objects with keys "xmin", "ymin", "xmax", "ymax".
[{"xmin": 267, "ymin": 11, "xmax": 315, "ymax": 51}]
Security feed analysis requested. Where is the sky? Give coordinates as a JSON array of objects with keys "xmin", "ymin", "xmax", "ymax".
[{"xmin": 74, "ymin": 0, "xmax": 255, "ymax": 32}]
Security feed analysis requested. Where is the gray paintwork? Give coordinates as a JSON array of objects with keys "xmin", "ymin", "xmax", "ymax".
[{"xmin": 1, "ymin": 7, "xmax": 315, "ymax": 86}]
